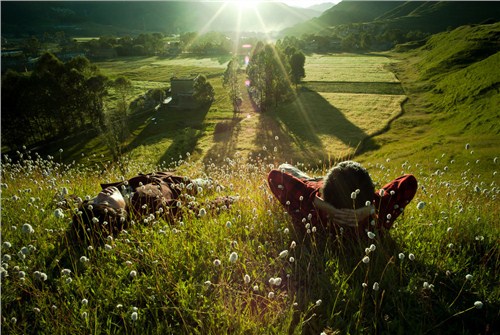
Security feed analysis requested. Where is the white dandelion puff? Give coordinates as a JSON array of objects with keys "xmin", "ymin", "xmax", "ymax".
[{"xmin": 229, "ymin": 252, "xmax": 238, "ymax": 263}]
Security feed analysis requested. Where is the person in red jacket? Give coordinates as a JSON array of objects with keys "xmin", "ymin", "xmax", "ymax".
[
  {"xmin": 267, "ymin": 161, "xmax": 418, "ymax": 237},
  {"xmin": 71, "ymin": 172, "xmax": 235, "ymax": 244}
]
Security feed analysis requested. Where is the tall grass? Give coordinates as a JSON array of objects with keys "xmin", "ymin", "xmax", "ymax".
[{"xmin": 1, "ymin": 145, "xmax": 498, "ymax": 334}]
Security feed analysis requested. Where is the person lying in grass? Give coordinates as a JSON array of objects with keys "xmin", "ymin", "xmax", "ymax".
[
  {"xmin": 70, "ymin": 172, "xmax": 235, "ymax": 244},
  {"xmin": 267, "ymin": 161, "xmax": 418, "ymax": 237}
]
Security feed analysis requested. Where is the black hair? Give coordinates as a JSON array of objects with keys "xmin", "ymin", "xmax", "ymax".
[
  {"xmin": 71, "ymin": 201, "xmax": 128, "ymax": 244},
  {"xmin": 322, "ymin": 161, "xmax": 374, "ymax": 209}
]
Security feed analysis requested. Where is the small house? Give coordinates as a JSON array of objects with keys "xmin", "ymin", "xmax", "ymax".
[{"xmin": 167, "ymin": 75, "xmax": 199, "ymax": 109}]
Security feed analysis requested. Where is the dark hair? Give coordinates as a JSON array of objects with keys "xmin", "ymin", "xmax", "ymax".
[
  {"xmin": 71, "ymin": 201, "xmax": 128, "ymax": 244},
  {"xmin": 322, "ymin": 161, "xmax": 374, "ymax": 209}
]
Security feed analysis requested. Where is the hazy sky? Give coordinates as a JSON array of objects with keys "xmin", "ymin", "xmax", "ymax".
[
  {"xmin": 208, "ymin": 1, "xmax": 342, "ymax": 8},
  {"xmin": 279, "ymin": 0, "xmax": 341, "ymax": 8}
]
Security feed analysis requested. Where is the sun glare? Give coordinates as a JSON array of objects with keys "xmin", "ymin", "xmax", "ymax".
[{"xmin": 229, "ymin": 0, "xmax": 262, "ymax": 9}]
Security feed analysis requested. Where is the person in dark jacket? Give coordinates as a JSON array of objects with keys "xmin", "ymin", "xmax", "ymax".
[
  {"xmin": 71, "ymin": 172, "xmax": 235, "ymax": 244},
  {"xmin": 267, "ymin": 161, "xmax": 418, "ymax": 237}
]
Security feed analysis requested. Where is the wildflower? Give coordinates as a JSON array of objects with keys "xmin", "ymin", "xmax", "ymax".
[
  {"xmin": 423, "ymin": 282, "xmax": 430, "ymax": 289},
  {"xmin": 229, "ymin": 252, "xmax": 238, "ymax": 263},
  {"xmin": 268, "ymin": 291, "xmax": 275, "ymax": 299},
  {"xmin": 279, "ymin": 250, "xmax": 289, "ymax": 258},
  {"xmin": 213, "ymin": 259, "xmax": 221, "ymax": 266},
  {"xmin": 351, "ymin": 192, "xmax": 357, "ymax": 200},
  {"xmin": 290, "ymin": 241, "xmax": 296, "ymax": 249},
  {"xmin": 66, "ymin": 277, "xmax": 72, "ymax": 284},
  {"xmin": 3, "ymin": 254, "xmax": 11, "ymax": 262},
  {"xmin": 362, "ymin": 282, "xmax": 368, "ymax": 288},
  {"xmin": 204, "ymin": 280, "xmax": 212, "ymax": 286},
  {"xmin": 131, "ymin": 312, "xmax": 138, "ymax": 321},
  {"xmin": 283, "ymin": 228, "xmax": 289, "ymax": 234},
  {"xmin": 61, "ymin": 269, "xmax": 71, "ymax": 276},
  {"xmin": 408, "ymin": 253, "xmax": 415, "ymax": 261},
  {"xmin": 129, "ymin": 270, "xmax": 137, "ymax": 278},
  {"xmin": 80, "ymin": 256, "xmax": 89, "ymax": 263},
  {"xmin": 465, "ymin": 274, "xmax": 473, "ymax": 281},
  {"xmin": 367, "ymin": 231, "xmax": 376, "ymax": 239},
  {"xmin": 369, "ymin": 244, "xmax": 376, "ymax": 252},
  {"xmin": 226, "ymin": 221, "xmax": 232, "ymax": 228},
  {"xmin": 81, "ymin": 298, "xmax": 88, "ymax": 305},
  {"xmin": 289, "ymin": 257, "xmax": 295, "ymax": 263},
  {"xmin": 253, "ymin": 285, "xmax": 259, "ymax": 292},
  {"xmin": 379, "ymin": 189, "xmax": 385, "ymax": 197},
  {"xmin": 398, "ymin": 253, "xmax": 405, "ymax": 260},
  {"xmin": 199, "ymin": 208, "xmax": 207, "ymax": 217},
  {"xmin": 465, "ymin": 143, "xmax": 470, "ymax": 150},
  {"xmin": 11, "ymin": 317, "xmax": 17, "ymax": 324},
  {"xmin": 362, "ymin": 256, "xmax": 370, "ymax": 264},
  {"xmin": 34, "ymin": 271, "xmax": 48, "ymax": 281},
  {"xmin": 474, "ymin": 301, "xmax": 483, "ymax": 309},
  {"xmin": 81, "ymin": 312, "xmax": 88, "ymax": 319},
  {"xmin": 244, "ymin": 274, "xmax": 251, "ymax": 284},
  {"xmin": 447, "ymin": 227, "xmax": 453, "ymax": 233},
  {"xmin": 21, "ymin": 223, "xmax": 35, "ymax": 234},
  {"xmin": 417, "ymin": 201, "xmax": 426, "ymax": 210},
  {"xmin": 373, "ymin": 282, "xmax": 380, "ymax": 291},
  {"xmin": 54, "ymin": 208, "xmax": 65, "ymax": 219},
  {"xmin": 315, "ymin": 299, "xmax": 322, "ymax": 306},
  {"xmin": 3, "ymin": 241, "xmax": 12, "ymax": 249},
  {"xmin": 105, "ymin": 244, "xmax": 112, "ymax": 250}
]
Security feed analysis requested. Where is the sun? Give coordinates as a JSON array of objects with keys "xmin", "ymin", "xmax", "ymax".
[{"xmin": 227, "ymin": 0, "xmax": 262, "ymax": 9}]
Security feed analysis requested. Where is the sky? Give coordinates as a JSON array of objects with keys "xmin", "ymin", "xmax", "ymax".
[{"xmin": 208, "ymin": 0, "xmax": 342, "ymax": 9}]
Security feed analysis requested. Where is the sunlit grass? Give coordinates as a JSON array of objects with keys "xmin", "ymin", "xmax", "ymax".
[
  {"xmin": 304, "ymin": 54, "xmax": 400, "ymax": 82},
  {"xmin": 1, "ymin": 145, "xmax": 498, "ymax": 334}
]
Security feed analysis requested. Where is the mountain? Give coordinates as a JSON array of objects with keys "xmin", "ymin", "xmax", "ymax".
[
  {"xmin": 281, "ymin": 0, "xmax": 500, "ymax": 37},
  {"xmin": 306, "ymin": 2, "xmax": 336, "ymax": 13},
  {"xmin": 0, "ymin": 1, "xmax": 320, "ymax": 37}
]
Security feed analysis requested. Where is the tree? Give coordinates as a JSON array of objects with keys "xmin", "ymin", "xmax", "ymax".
[
  {"xmin": 223, "ymin": 57, "xmax": 241, "ymax": 112},
  {"xmin": 193, "ymin": 75, "xmax": 215, "ymax": 106},
  {"xmin": 289, "ymin": 51, "xmax": 306, "ymax": 87},
  {"xmin": 246, "ymin": 42, "xmax": 293, "ymax": 112}
]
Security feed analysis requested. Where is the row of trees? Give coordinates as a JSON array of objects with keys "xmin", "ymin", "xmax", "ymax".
[
  {"xmin": 1, "ymin": 52, "xmax": 132, "ymax": 159},
  {"xmin": 244, "ymin": 41, "xmax": 305, "ymax": 112}
]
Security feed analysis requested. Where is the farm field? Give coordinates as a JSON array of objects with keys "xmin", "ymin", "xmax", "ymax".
[{"xmin": 87, "ymin": 53, "xmax": 405, "ymax": 166}]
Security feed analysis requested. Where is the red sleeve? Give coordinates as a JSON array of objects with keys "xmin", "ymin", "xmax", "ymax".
[
  {"xmin": 267, "ymin": 169, "xmax": 321, "ymax": 223},
  {"xmin": 374, "ymin": 174, "xmax": 418, "ymax": 229}
]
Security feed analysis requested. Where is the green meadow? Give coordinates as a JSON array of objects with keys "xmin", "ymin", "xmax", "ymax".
[{"xmin": 1, "ymin": 24, "xmax": 499, "ymax": 334}]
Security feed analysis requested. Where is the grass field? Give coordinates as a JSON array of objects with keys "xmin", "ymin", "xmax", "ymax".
[{"xmin": 2, "ymin": 26, "xmax": 499, "ymax": 333}]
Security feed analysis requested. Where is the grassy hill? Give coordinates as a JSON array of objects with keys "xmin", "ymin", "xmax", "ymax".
[
  {"xmin": 283, "ymin": 0, "xmax": 500, "ymax": 37},
  {"xmin": 1, "ymin": 23, "xmax": 499, "ymax": 334},
  {"xmin": 360, "ymin": 22, "xmax": 500, "ymax": 179}
]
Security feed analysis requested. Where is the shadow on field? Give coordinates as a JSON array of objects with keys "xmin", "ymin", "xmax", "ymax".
[
  {"xmin": 202, "ymin": 114, "xmax": 243, "ymax": 165},
  {"xmin": 254, "ymin": 88, "xmax": 380, "ymax": 163},
  {"xmin": 124, "ymin": 105, "xmax": 210, "ymax": 165}
]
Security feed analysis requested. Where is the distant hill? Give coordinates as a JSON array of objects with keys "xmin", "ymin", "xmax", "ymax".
[
  {"xmin": 0, "ymin": 1, "xmax": 320, "ymax": 37},
  {"xmin": 282, "ymin": 0, "xmax": 500, "ymax": 37},
  {"xmin": 306, "ymin": 2, "xmax": 336, "ymax": 13}
]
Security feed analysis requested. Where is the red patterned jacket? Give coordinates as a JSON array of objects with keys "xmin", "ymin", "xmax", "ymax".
[{"xmin": 267, "ymin": 170, "xmax": 417, "ymax": 235}]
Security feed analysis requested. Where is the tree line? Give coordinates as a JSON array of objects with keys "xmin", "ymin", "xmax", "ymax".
[{"xmin": 242, "ymin": 39, "xmax": 305, "ymax": 112}]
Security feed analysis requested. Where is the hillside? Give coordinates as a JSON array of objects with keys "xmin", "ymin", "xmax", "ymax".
[
  {"xmin": 282, "ymin": 0, "xmax": 500, "ymax": 37},
  {"xmin": 360, "ymin": 22, "xmax": 500, "ymax": 174},
  {"xmin": 0, "ymin": 1, "xmax": 321, "ymax": 36}
]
